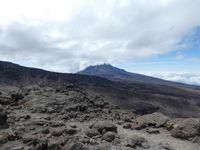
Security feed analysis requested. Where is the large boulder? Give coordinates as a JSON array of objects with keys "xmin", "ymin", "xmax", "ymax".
[
  {"xmin": 135, "ymin": 112, "xmax": 170, "ymax": 129},
  {"xmin": 102, "ymin": 131, "xmax": 117, "ymax": 142},
  {"xmin": 166, "ymin": 118, "xmax": 200, "ymax": 140},
  {"xmin": 84, "ymin": 128, "xmax": 101, "ymax": 138},
  {"xmin": 124, "ymin": 135, "xmax": 149, "ymax": 149},
  {"xmin": 91, "ymin": 121, "xmax": 117, "ymax": 133}
]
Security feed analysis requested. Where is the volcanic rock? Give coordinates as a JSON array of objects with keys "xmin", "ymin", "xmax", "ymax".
[
  {"xmin": 166, "ymin": 118, "xmax": 200, "ymax": 140},
  {"xmin": 91, "ymin": 121, "xmax": 117, "ymax": 133},
  {"xmin": 135, "ymin": 112, "xmax": 170, "ymax": 129},
  {"xmin": 124, "ymin": 135, "xmax": 149, "ymax": 149},
  {"xmin": 0, "ymin": 104, "xmax": 8, "ymax": 129},
  {"xmin": 102, "ymin": 131, "xmax": 117, "ymax": 142},
  {"xmin": 84, "ymin": 128, "xmax": 101, "ymax": 138}
]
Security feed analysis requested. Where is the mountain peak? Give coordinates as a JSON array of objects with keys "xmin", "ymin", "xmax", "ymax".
[
  {"xmin": 79, "ymin": 64, "xmax": 126, "ymax": 75},
  {"xmin": 79, "ymin": 63, "xmax": 188, "ymax": 86}
]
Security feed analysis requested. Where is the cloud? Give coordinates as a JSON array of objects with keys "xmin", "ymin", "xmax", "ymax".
[
  {"xmin": 0, "ymin": 0, "xmax": 200, "ymax": 72},
  {"xmin": 148, "ymin": 72, "xmax": 200, "ymax": 85}
]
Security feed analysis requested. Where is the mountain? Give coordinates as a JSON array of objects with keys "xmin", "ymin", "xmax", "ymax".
[
  {"xmin": 1, "ymin": 60, "xmax": 200, "ymax": 118},
  {"xmin": 1, "ymin": 60, "xmax": 200, "ymax": 149},
  {"xmin": 78, "ymin": 64, "xmax": 198, "ymax": 88}
]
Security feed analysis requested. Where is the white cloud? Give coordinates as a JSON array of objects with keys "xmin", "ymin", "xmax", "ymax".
[
  {"xmin": 0, "ymin": 0, "xmax": 200, "ymax": 72},
  {"xmin": 0, "ymin": 0, "xmax": 80, "ymax": 25},
  {"xmin": 147, "ymin": 72, "xmax": 200, "ymax": 85}
]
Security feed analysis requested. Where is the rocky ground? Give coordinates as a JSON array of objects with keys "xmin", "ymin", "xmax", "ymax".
[{"xmin": 0, "ymin": 84, "xmax": 200, "ymax": 150}]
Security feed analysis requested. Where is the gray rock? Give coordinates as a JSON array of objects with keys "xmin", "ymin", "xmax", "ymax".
[
  {"xmin": 102, "ymin": 131, "xmax": 117, "ymax": 142},
  {"xmin": 65, "ymin": 83, "xmax": 75, "ymax": 90},
  {"xmin": 0, "ymin": 96, "xmax": 13, "ymax": 105},
  {"xmin": 65, "ymin": 127, "xmax": 78, "ymax": 135},
  {"xmin": 11, "ymin": 93, "xmax": 24, "ymax": 102},
  {"xmin": 94, "ymin": 100, "xmax": 107, "ymax": 108},
  {"xmin": 78, "ymin": 135, "xmax": 97, "ymax": 145},
  {"xmin": 35, "ymin": 140, "xmax": 48, "ymax": 150},
  {"xmin": 136, "ymin": 112, "xmax": 170, "ymax": 129},
  {"xmin": 123, "ymin": 123, "xmax": 132, "ymax": 129},
  {"xmin": 0, "ymin": 132, "xmax": 8, "ymax": 144},
  {"xmin": 125, "ymin": 135, "xmax": 150, "ymax": 149},
  {"xmin": 32, "ymin": 119, "xmax": 50, "ymax": 126},
  {"xmin": 70, "ymin": 124, "xmax": 77, "ymax": 128},
  {"xmin": 91, "ymin": 121, "xmax": 117, "ymax": 133},
  {"xmin": 7, "ymin": 130, "xmax": 18, "ymax": 141},
  {"xmin": 48, "ymin": 140, "xmax": 62, "ymax": 150},
  {"xmin": 22, "ymin": 134, "xmax": 39, "ymax": 146},
  {"xmin": 51, "ymin": 121, "xmax": 65, "ymax": 127},
  {"xmin": 167, "ymin": 118, "xmax": 200, "ymax": 140},
  {"xmin": 193, "ymin": 136, "xmax": 200, "ymax": 145},
  {"xmin": 67, "ymin": 104, "xmax": 87, "ymax": 112},
  {"xmin": 85, "ymin": 128, "xmax": 101, "ymax": 138},
  {"xmin": 42, "ymin": 128, "xmax": 50, "ymax": 134},
  {"xmin": 159, "ymin": 142, "xmax": 174, "ymax": 150},
  {"xmin": 51, "ymin": 128, "xmax": 64, "ymax": 136}
]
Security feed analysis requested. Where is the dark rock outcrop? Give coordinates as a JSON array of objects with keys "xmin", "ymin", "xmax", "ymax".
[{"xmin": 0, "ymin": 104, "xmax": 8, "ymax": 129}]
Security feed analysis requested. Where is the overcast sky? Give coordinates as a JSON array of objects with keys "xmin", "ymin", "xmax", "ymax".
[{"xmin": 0, "ymin": 0, "xmax": 200, "ymax": 84}]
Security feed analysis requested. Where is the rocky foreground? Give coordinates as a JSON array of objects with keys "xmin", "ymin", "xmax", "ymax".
[{"xmin": 0, "ymin": 84, "xmax": 200, "ymax": 150}]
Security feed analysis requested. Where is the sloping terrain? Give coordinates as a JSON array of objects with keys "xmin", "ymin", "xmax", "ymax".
[
  {"xmin": 0, "ymin": 61, "xmax": 200, "ymax": 149},
  {"xmin": 1, "ymin": 61, "xmax": 200, "ymax": 118},
  {"xmin": 0, "ymin": 84, "xmax": 200, "ymax": 150}
]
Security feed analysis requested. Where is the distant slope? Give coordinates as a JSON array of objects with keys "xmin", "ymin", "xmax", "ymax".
[
  {"xmin": 1, "ymin": 61, "xmax": 200, "ymax": 118},
  {"xmin": 78, "ymin": 64, "xmax": 199, "ymax": 88},
  {"xmin": 0, "ymin": 61, "xmax": 112, "ymax": 86}
]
